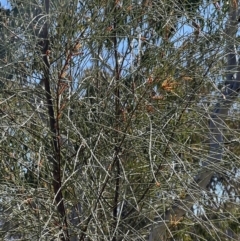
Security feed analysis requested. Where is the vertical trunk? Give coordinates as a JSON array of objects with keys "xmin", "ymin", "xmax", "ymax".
[
  {"xmin": 41, "ymin": 0, "xmax": 69, "ymax": 240},
  {"xmin": 112, "ymin": 5, "xmax": 121, "ymax": 241}
]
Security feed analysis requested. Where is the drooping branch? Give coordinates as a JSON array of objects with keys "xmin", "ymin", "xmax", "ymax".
[{"xmin": 149, "ymin": 1, "xmax": 240, "ymax": 240}]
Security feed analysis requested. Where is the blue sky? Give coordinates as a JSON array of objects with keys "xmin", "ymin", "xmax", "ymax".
[{"xmin": 0, "ymin": 0, "xmax": 10, "ymax": 8}]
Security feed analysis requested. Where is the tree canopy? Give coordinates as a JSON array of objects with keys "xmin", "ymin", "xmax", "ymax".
[{"xmin": 1, "ymin": 0, "xmax": 240, "ymax": 240}]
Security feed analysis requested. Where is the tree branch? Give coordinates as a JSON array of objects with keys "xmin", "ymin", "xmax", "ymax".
[
  {"xmin": 148, "ymin": 1, "xmax": 240, "ymax": 240},
  {"xmin": 41, "ymin": 0, "xmax": 69, "ymax": 240}
]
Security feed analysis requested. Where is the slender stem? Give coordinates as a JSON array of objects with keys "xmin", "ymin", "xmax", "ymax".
[
  {"xmin": 112, "ymin": 6, "xmax": 121, "ymax": 241},
  {"xmin": 41, "ymin": 0, "xmax": 69, "ymax": 240}
]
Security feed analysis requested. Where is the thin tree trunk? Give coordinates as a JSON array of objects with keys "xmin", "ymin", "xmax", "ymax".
[{"xmin": 41, "ymin": 0, "xmax": 69, "ymax": 240}]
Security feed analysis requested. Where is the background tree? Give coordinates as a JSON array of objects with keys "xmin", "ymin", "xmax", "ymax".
[{"xmin": 1, "ymin": 0, "xmax": 240, "ymax": 241}]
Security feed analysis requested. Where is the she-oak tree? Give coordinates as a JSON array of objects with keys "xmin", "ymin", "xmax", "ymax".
[{"xmin": 1, "ymin": 0, "xmax": 240, "ymax": 241}]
